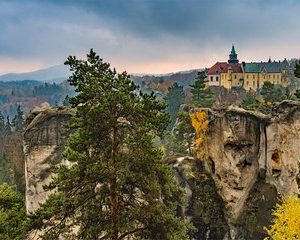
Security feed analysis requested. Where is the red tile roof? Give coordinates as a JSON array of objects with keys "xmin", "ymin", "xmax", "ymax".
[
  {"xmin": 229, "ymin": 63, "xmax": 243, "ymax": 73},
  {"xmin": 207, "ymin": 62, "xmax": 243, "ymax": 74},
  {"xmin": 207, "ymin": 62, "xmax": 227, "ymax": 74}
]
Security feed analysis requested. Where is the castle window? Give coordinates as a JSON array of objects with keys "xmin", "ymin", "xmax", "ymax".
[
  {"xmin": 247, "ymin": 74, "xmax": 249, "ymax": 79},
  {"xmin": 273, "ymin": 75, "xmax": 275, "ymax": 79},
  {"xmin": 216, "ymin": 76, "xmax": 219, "ymax": 81},
  {"xmin": 234, "ymin": 74, "xmax": 237, "ymax": 79},
  {"xmin": 253, "ymin": 75, "xmax": 255, "ymax": 79},
  {"xmin": 210, "ymin": 76, "xmax": 213, "ymax": 82},
  {"xmin": 253, "ymin": 81, "xmax": 255, "ymax": 86}
]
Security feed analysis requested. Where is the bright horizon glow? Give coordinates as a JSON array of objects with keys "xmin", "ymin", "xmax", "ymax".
[
  {"xmin": 1, "ymin": 46, "xmax": 298, "ymax": 76},
  {"xmin": 0, "ymin": 59, "xmax": 46, "ymax": 75}
]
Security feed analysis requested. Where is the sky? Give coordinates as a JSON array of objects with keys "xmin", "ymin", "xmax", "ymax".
[{"xmin": 0, "ymin": 0, "xmax": 300, "ymax": 74}]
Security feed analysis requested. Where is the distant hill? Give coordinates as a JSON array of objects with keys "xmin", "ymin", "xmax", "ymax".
[
  {"xmin": 131, "ymin": 69, "xmax": 201, "ymax": 88},
  {"xmin": 0, "ymin": 65, "xmax": 70, "ymax": 83},
  {"xmin": 0, "ymin": 65, "xmax": 201, "ymax": 87},
  {"xmin": 0, "ymin": 80, "xmax": 42, "ymax": 88},
  {"xmin": 0, "ymin": 79, "xmax": 75, "ymax": 117}
]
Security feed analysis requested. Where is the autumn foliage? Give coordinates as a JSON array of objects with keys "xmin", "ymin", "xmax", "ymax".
[
  {"xmin": 265, "ymin": 196, "xmax": 300, "ymax": 240},
  {"xmin": 190, "ymin": 111, "xmax": 208, "ymax": 159}
]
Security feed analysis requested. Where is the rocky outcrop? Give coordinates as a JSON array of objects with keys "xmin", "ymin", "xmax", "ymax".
[
  {"xmin": 23, "ymin": 101, "xmax": 300, "ymax": 239},
  {"xmin": 23, "ymin": 106, "xmax": 74, "ymax": 213},
  {"xmin": 202, "ymin": 100, "xmax": 300, "ymax": 239},
  {"xmin": 171, "ymin": 101, "xmax": 300, "ymax": 239}
]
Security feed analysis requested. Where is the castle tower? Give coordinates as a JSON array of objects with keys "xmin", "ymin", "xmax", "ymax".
[{"xmin": 228, "ymin": 45, "xmax": 239, "ymax": 64}]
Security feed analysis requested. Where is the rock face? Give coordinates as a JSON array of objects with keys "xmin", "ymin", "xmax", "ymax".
[
  {"xmin": 23, "ymin": 106, "xmax": 74, "ymax": 213},
  {"xmin": 23, "ymin": 101, "xmax": 300, "ymax": 239},
  {"xmin": 203, "ymin": 100, "xmax": 300, "ymax": 239}
]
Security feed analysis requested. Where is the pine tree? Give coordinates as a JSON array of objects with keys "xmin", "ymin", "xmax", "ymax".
[
  {"xmin": 190, "ymin": 71, "xmax": 214, "ymax": 107},
  {"xmin": 63, "ymin": 95, "xmax": 71, "ymax": 106},
  {"xmin": 241, "ymin": 92, "xmax": 260, "ymax": 110},
  {"xmin": 294, "ymin": 89, "xmax": 300, "ymax": 99},
  {"xmin": 32, "ymin": 49, "xmax": 190, "ymax": 240},
  {"xmin": 0, "ymin": 111, "xmax": 5, "ymax": 133},
  {"xmin": 4, "ymin": 117, "xmax": 12, "ymax": 135},
  {"xmin": 171, "ymin": 112, "xmax": 194, "ymax": 155},
  {"xmin": 164, "ymin": 83, "xmax": 185, "ymax": 130},
  {"xmin": 294, "ymin": 61, "xmax": 300, "ymax": 98},
  {"xmin": 294, "ymin": 61, "xmax": 300, "ymax": 78},
  {"xmin": 12, "ymin": 105, "xmax": 24, "ymax": 132},
  {"xmin": 0, "ymin": 183, "xmax": 29, "ymax": 239},
  {"xmin": 260, "ymin": 81, "xmax": 286, "ymax": 103}
]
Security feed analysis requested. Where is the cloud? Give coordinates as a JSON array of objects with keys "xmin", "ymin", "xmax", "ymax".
[{"xmin": 0, "ymin": 0, "xmax": 299, "ymax": 74}]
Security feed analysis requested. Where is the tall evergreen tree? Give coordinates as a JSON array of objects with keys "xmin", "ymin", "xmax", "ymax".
[
  {"xmin": 294, "ymin": 61, "xmax": 300, "ymax": 78},
  {"xmin": 0, "ymin": 111, "xmax": 5, "ymax": 133},
  {"xmin": 4, "ymin": 117, "xmax": 11, "ymax": 135},
  {"xmin": 190, "ymin": 71, "xmax": 214, "ymax": 107},
  {"xmin": 294, "ymin": 61, "xmax": 300, "ymax": 98},
  {"xmin": 294, "ymin": 89, "xmax": 300, "ymax": 99},
  {"xmin": 260, "ymin": 81, "xmax": 286, "ymax": 103},
  {"xmin": 173, "ymin": 112, "xmax": 194, "ymax": 155},
  {"xmin": 12, "ymin": 105, "xmax": 24, "ymax": 132},
  {"xmin": 32, "ymin": 49, "xmax": 189, "ymax": 240},
  {"xmin": 164, "ymin": 83, "xmax": 185, "ymax": 130},
  {"xmin": 0, "ymin": 183, "xmax": 29, "ymax": 239},
  {"xmin": 63, "ymin": 95, "xmax": 71, "ymax": 106}
]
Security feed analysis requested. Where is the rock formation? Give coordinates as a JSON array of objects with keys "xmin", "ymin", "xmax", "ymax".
[
  {"xmin": 23, "ymin": 106, "xmax": 74, "ymax": 213},
  {"xmin": 23, "ymin": 101, "xmax": 300, "ymax": 239},
  {"xmin": 173, "ymin": 100, "xmax": 300, "ymax": 239}
]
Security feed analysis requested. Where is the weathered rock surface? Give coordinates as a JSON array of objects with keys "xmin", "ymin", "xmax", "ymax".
[
  {"xmin": 202, "ymin": 100, "xmax": 300, "ymax": 239},
  {"xmin": 23, "ymin": 101, "xmax": 300, "ymax": 239},
  {"xmin": 24, "ymin": 106, "xmax": 74, "ymax": 213}
]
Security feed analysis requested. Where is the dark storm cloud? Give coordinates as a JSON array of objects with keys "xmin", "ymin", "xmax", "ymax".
[
  {"xmin": 0, "ymin": 0, "xmax": 299, "ymax": 73},
  {"xmin": 34, "ymin": 0, "xmax": 299, "ymax": 40}
]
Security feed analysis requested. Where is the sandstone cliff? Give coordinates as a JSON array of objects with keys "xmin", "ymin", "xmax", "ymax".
[
  {"xmin": 23, "ymin": 101, "xmax": 300, "ymax": 239},
  {"xmin": 23, "ymin": 106, "xmax": 74, "ymax": 213},
  {"xmin": 174, "ymin": 100, "xmax": 300, "ymax": 239}
]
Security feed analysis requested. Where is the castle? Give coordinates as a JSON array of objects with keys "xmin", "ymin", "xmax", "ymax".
[{"xmin": 207, "ymin": 45, "xmax": 290, "ymax": 91}]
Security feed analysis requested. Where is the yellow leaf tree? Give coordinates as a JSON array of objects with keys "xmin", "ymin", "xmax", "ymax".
[
  {"xmin": 190, "ymin": 111, "xmax": 208, "ymax": 159},
  {"xmin": 265, "ymin": 196, "xmax": 300, "ymax": 240}
]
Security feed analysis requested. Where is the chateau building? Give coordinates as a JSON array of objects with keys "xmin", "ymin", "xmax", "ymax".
[{"xmin": 207, "ymin": 45, "xmax": 290, "ymax": 91}]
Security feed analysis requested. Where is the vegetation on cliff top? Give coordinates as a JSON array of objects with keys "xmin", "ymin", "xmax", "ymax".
[
  {"xmin": 190, "ymin": 71, "xmax": 214, "ymax": 108},
  {"xmin": 164, "ymin": 83, "xmax": 185, "ymax": 130}
]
